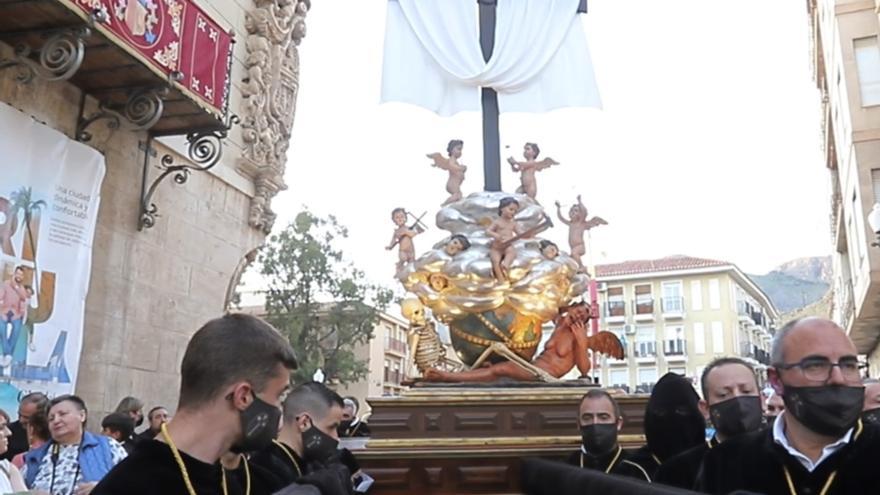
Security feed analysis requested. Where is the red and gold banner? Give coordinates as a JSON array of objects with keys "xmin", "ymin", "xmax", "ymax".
[{"xmin": 62, "ymin": 0, "xmax": 233, "ymax": 117}]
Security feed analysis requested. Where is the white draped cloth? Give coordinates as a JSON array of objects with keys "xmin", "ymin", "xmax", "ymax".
[{"xmin": 381, "ymin": 0, "xmax": 602, "ymax": 116}]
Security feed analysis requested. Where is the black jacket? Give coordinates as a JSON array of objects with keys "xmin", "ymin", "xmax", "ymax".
[
  {"xmin": 696, "ymin": 420, "xmax": 880, "ymax": 495},
  {"xmin": 565, "ymin": 446, "xmax": 651, "ymax": 482}
]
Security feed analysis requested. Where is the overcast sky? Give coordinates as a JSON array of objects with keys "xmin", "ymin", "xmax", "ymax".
[{"xmin": 257, "ymin": 0, "xmax": 828, "ymax": 294}]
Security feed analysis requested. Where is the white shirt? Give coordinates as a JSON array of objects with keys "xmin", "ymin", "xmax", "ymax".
[{"xmin": 771, "ymin": 412, "xmax": 853, "ymax": 472}]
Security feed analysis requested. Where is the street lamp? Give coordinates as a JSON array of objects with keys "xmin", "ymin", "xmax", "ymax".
[{"xmin": 868, "ymin": 203, "xmax": 880, "ymax": 247}]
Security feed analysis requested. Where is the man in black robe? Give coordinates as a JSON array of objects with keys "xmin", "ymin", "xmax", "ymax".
[
  {"xmin": 250, "ymin": 381, "xmax": 352, "ymax": 494},
  {"xmin": 655, "ymin": 357, "xmax": 763, "ymax": 489},
  {"xmin": 628, "ymin": 373, "xmax": 706, "ymax": 479},
  {"xmin": 337, "ymin": 397, "xmax": 371, "ymax": 438},
  {"xmin": 696, "ymin": 317, "xmax": 880, "ymax": 494},
  {"xmin": 565, "ymin": 389, "xmax": 651, "ymax": 481},
  {"xmin": 862, "ymin": 378, "xmax": 880, "ymax": 425},
  {"xmin": 93, "ymin": 314, "xmax": 300, "ymax": 495}
]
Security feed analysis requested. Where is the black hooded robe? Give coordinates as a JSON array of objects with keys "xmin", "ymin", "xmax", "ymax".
[{"xmin": 628, "ymin": 373, "xmax": 706, "ymax": 479}]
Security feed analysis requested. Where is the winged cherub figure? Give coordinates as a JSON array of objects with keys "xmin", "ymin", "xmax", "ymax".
[
  {"xmin": 555, "ymin": 194, "xmax": 607, "ymax": 272},
  {"xmin": 507, "ymin": 142, "xmax": 559, "ymax": 200},
  {"xmin": 427, "ymin": 139, "xmax": 467, "ymax": 206}
]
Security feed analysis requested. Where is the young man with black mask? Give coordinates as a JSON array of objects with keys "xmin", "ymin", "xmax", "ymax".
[
  {"xmin": 250, "ymin": 381, "xmax": 353, "ymax": 495},
  {"xmin": 655, "ymin": 357, "xmax": 763, "ymax": 489},
  {"xmin": 92, "ymin": 313, "xmax": 298, "ymax": 495},
  {"xmin": 566, "ymin": 389, "xmax": 650, "ymax": 481},
  {"xmin": 628, "ymin": 372, "xmax": 706, "ymax": 479},
  {"xmin": 696, "ymin": 317, "xmax": 880, "ymax": 494},
  {"xmin": 337, "ymin": 397, "xmax": 371, "ymax": 438}
]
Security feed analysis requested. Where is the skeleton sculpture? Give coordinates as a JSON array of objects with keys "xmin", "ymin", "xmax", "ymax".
[{"xmin": 400, "ymin": 298, "xmax": 454, "ymax": 375}]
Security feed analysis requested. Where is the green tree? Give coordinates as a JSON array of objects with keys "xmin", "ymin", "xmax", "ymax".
[
  {"xmin": 257, "ymin": 211, "xmax": 393, "ymax": 385},
  {"xmin": 10, "ymin": 187, "xmax": 46, "ymax": 294}
]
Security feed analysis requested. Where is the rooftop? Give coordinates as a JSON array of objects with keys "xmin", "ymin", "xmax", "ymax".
[{"xmin": 596, "ymin": 255, "xmax": 731, "ymax": 277}]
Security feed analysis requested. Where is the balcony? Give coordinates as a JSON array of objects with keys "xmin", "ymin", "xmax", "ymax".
[
  {"xmin": 661, "ymin": 297, "xmax": 685, "ymax": 319},
  {"xmin": 385, "ymin": 338, "xmax": 407, "ymax": 357},
  {"xmin": 603, "ymin": 301, "xmax": 626, "ymax": 323},
  {"xmin": 0, "ymin": 0, "xmax": 234, "ymax": 137},
  {"xmin": 633, "ymin": 298, "xmax": 654, "ymax": 321},
  {"xmin": 663, "ymin": 339, "xmax": 687, "ymax": 362},
  {"xmin": 634, "ymin": 343, "xmax": 656, "ymax": 363},
  {"xmin": 737, "ymin": 300, "xmax": 755, "ymax": 322}
]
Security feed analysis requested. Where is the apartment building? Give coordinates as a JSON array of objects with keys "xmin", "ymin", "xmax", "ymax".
[
  {"xmin": 336, "ymin": 312, "xmax": 413, "ymax": 410},
  {"xmin": 808, "ymin": 0, "xmax": 880, "ymax": 375},
  {"xmin": 593, "ymin": 255, "xmax": 779, "ymax": 394}
]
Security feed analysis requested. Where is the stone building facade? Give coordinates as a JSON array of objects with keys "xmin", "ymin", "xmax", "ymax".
[{"xmin": 0, "ymin": 0, "xmax": 309, "ymax": 420}]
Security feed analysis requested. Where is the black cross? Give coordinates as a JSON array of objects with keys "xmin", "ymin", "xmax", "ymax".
[{"xmin": 476, "ymin": 0, "xmax": 587, "ymax": 191}]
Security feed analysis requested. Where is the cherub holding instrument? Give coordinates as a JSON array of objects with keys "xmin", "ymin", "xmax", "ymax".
[
  {"xmin": 427, "ymin": 139, "xmax": 467, "ymax": 206},
  {"xmin": 386, "ymin": 207, "xmax": 424, "ymax": 269},
  {"xmin": 555, "ymin": 195, "xmax": 607, "ymax": 272},
  {"xmin": 507, "ymin": 142, "xmax": 559, "ymax": 199},
  {"xmin": 487, "ymin": 197, "xmax": 524, "ymax": 281}
]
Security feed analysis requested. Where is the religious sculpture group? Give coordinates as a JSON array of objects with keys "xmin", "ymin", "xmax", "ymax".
[{"xmin": 389, "ymin": 140, "xmax": 620, "ymax": 384}]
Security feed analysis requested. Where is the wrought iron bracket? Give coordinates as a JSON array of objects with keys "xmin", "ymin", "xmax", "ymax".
[
  {"xmin": 138, "ymin": 114, "xmax": 240, "ymax": 231},
  {"xmin": 75, "ymin": 85, "xmax": 170, "ymax": 142},
  {"xmin": 0, "ymin": 9, "xmax": 106, "ymax": 84}
]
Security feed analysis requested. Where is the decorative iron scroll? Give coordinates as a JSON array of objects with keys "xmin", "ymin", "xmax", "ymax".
[{"xmin": 138, "ymin": 113, "xmax": 240, "ymax": 230}]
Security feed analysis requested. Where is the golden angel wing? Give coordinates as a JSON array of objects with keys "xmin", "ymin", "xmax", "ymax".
[
  {"xmin": 586, "ymin": 331, "xmax": 624, "ymax": 360},
  {"xmin": 584, "ymin": 216, "xmax": 608, "ymax": 229},
  {"xmin": 426, "ymin": 152, "xmax": 447, "ymax": 168}
]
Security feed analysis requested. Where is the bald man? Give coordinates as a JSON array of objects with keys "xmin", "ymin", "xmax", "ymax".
[{"xmin": 696, "ymin": 317, "xmax": 880, "ymax": 495}]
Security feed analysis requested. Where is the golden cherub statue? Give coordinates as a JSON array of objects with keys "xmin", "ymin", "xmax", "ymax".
[
  {"xmin": 507, "ymin": 142, "xmax": 559, "ymax": 200},
  {"xmin": 427, "ymin": 139, "xmax": 467, "ymax": 206},
  {"xmin": 555, "ymin": 194, "xmax": 607, "ymax": 272}
]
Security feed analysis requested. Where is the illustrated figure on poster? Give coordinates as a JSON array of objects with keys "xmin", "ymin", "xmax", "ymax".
[
  {"xmin": 25, "ymin": 285, "xmax": 36, "ymax": 352},
  {"xmin": 427, "ymin": 139, "xmax": 467, "ymax": 206},
  {"xmin": 0, "ymin": 266, "xmax": 27, "ymax": 369},
  {"xmin": 555, "ymin": 194, "xmax": 607, "ymax": 272},
  {"xmin": 386, "ymin": 208, "xmax": 424, "ymax": 270},
  {"xmin": 507, "ymin": 142, "xmax": 558, "ymax": 200}
]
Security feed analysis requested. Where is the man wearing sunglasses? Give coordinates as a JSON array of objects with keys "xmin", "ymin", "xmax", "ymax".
[{"xmin": 696, "ymin": 317, "xmax": 880, "ymax": 494}]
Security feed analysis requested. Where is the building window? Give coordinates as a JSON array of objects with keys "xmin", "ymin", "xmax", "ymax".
[
  {"xmin": 661, "ymin": 281, "xmax": 683, "ymax": 313},
  {"xmin": 690, "ymin": 280, "xmax": 702, "ymax": 311},
  {"xmin": 609, "ymin": 369, "xmax": 629, "ymax": 391},
  {"xmin": 606, "ymin": 286, "xmax": 626, "ymax": 317},
  {"xmin": 852, "ymin": 191, "xmax": 866, "ymax": 266},
  {"xmin": 383, "ymin": 359, "xmax": 390, "ymax": 382},
  {"xmin": 634, "ymin": 284, "xmax": 653, "ymax": 315},
  {"xmin": 854, "ymin": 37, "xmax": 880, "ymax": 106},
  {"xmin": 635, "ymin": 326, "xmax": 656, "ymax": 357},
  {"xmin": 664, "ymin": 325, "xmax": 685, "ymax": 355},
  {"xmin": 637, "ymin": 368, "xmax": 658, "ymax": 393},
  {"xmin": 693, "ymin": 322, "xmax": 706, "ymax": 354},
  {"xmin": 711, "ymin": 321, "xmax": 724, "ymax": 353},
  {"xmin": 668, "ymin": 367, "xmax": 686, "ymax": 376},
  {"xmin": 708, "ymin": 279, "xmax": 721, "ymax": 309},
  {"xmin": 872, "ymin": 169, "xmax": 880, "ymax": 204}
]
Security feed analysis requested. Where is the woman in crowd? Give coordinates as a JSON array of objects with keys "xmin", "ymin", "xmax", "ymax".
[
  {"xmin": 0, "ymin": 408, "xmax": 27, "ymax": 492},
  {"xmin": 12, "ymin": 402, "xmax": 49, "ymax": 469},
  {"xmin": 23, "ymin": 395, "xmax": 127, "ymax": 494}
]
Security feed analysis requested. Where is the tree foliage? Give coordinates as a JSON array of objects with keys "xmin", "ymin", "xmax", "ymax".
[{"xmin": 258, "ymin": 211, "xmax": 393, "ymax": 385}]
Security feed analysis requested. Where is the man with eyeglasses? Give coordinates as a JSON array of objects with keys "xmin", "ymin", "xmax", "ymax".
[{"xmin": 696, "ymin": 317, "xmax": 880, "ymax": 494}]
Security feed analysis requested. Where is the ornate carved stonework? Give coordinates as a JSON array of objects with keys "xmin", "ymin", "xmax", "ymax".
[{"xmin": 238, "ymin": 0, "xmax": 309, "ymax": 233}]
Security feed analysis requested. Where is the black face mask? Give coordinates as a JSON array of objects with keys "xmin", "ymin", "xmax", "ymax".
[
  {"xmin": 782, "ymin": 385, "xmax": 864, "ymax": 437},
  {"xmin": 338, "ymin": 419, "xmax": 353, "ymax": 434},
  {"xmin": 580, "ymin": 423, "xmax": 618, "ymax": 456},
  {"xmin": 302, "ymin": 418, "xmax": 339, "ymax": 464},
  {"xmin": 708, "ymin": 396, "xmax": 763, "ymax": 438},
  {"xmin": 862, "ymin": 407, "xmax": 880, "ymax": 426},
  {"xmin": 135, "ymin": 415, "xmax": 144, "ymax": 428},
  {"xmin": 230, "ymin": 392, "xmax": 282, "ymax": 454}
]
